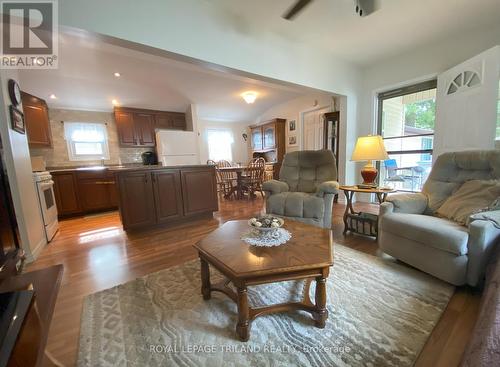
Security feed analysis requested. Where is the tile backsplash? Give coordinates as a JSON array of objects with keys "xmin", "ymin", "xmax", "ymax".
[{"xmin": 30, "ymin": 108, "xmax": 153, "ymax": 168}]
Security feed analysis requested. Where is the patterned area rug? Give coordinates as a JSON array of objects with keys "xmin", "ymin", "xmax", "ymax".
[{"xmin": 77, "ymin": 245, "xmax": 454, "ymax": 367}]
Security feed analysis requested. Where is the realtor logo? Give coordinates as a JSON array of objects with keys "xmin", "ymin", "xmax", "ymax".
[{"xmin": 1, "ymin": 0, "xmax": 58, "ymax": 68}]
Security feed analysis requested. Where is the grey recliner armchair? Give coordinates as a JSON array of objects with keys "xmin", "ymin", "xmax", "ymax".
[
  {"xmin": 262, "ymin": 150, "xmax": 339, "ymax": 228},
  {"xmin": 378, "ymin": 150, "xmax": 500, "ymax": 286}
]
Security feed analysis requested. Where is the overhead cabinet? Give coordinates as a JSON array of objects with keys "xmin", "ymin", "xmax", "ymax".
[
  {"xmin": 21, "ymin": 92, "xmax": 52, "ymax": 148},
  {"xmin": 114, "ymin": 107, "xmax": 187, "ymax": 147}
]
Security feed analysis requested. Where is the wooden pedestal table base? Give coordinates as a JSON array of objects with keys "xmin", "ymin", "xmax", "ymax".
[{"xmin": 194, "ymin": 220, "xmax": 333, "ymax": 342}]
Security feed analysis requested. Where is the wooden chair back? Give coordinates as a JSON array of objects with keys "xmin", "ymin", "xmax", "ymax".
[
  {"xmin": 245, "ymin": 157, "xmax": 265, "ymax": 184},
  {"xmin": 216, "ymin": 160, "xmax": 236, "ymax": 181}
]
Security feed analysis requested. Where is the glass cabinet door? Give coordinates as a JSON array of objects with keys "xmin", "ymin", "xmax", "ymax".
[
  {"xmin": 263, "ymin": 124, "xmax": 275, "ymax": 149},
  {"xmin": 251, "ymin": 127, "xmax": 263, "ymax": 151}
]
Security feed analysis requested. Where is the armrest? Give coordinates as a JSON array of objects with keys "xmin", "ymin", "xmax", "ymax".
[
  {"xmin": 262, "ymin": 180, "xmax": 289, "ymax": 195},
  {"xmin": 315, "ymin": 181, "xmax": 339, "ymax": 197},
  {"xmin": 385, "ymin": 192, "xmax": 428, "ymax": 214},
  {"xmin": 466, "ymin": 211, "xmax": 500, "ymax": 286}
]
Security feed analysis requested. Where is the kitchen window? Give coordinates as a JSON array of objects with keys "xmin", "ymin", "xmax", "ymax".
[
  {"xmin": 64, "ymin": 122, "xmax": 110, "ymax": 161},
  {"xmin": 207, "ymin": 129, "xmax": 233, "ymax": 162},
  {"xmin": 377, "ymin": 80, "xmax": 437, "ymax": 192}
]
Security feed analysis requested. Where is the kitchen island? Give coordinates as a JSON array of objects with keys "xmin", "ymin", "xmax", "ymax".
[{"xmin": 110, "ymin": 165, "xmax": 218, "ymax": 230}]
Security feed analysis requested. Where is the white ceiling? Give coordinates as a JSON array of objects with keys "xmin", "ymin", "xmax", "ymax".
[
  {"xmin": 210, "ymin": 0, "xmax": 500, "ymax": 66},
  {"xmin": 18, "ymin": 32, "xmax": 312, "ymax": 121}
]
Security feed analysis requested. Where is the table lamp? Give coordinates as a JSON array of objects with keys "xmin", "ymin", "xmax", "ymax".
[{"xmin": 351, "ymin": 135, "xmax": 389, "ymax": 188}]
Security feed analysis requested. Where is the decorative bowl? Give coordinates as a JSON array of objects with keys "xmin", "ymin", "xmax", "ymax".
[{"xmin": 248, "ymin": 216, "xmax": 284, "ymax": 232}]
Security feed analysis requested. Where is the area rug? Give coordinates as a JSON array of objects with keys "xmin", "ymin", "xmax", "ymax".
[{"xmin": 77, "ymin": 245, "xmax": 454, "ymax": 367}]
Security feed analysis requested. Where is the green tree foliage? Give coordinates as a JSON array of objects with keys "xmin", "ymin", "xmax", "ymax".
[{"xmin": 404, "ymin": 99, "xmax": 436, "ymax": 130}]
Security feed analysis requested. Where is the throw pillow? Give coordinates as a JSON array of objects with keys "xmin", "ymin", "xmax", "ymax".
[{"xmin": 436, "ymin": 180, "xmax": 500, "ymax": 225}]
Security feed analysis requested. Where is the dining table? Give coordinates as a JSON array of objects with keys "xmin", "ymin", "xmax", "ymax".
[{"xmin": 217, "ymin": 166, "xmax": 248, "ymax": 200}]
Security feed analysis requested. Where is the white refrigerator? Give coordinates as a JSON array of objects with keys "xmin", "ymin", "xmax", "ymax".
[{"xmin": 156, "ymin": 130, "xmax": 200, "ymax": 166}]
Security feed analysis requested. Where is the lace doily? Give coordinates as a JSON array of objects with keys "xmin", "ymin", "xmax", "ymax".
[{"xmin": 241, "ymin": 228, "xmax": 292, "ymax": 247}]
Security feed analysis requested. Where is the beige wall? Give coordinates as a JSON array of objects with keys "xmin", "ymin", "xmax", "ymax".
[{"xmin": 30, "ymin": 108, "xmax": 152, "ymax": 168}]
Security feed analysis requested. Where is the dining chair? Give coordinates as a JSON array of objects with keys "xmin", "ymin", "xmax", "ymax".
[
  {"xmin": 216, "ymin": 160, "xmax": 237, "ymax": 199},
  {"xmin": 241, "ymin": 157, "xmax": 265, "ymax": 199}
]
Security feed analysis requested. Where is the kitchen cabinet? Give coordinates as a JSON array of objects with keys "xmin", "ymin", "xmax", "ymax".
[
  {"xmin": 51, "ymin": 169, "xmax": 119, "ymax": 217},
  {"xmin": 115, "ymin": 111, "xmax": 136, "ymax": 147},
  {"xmin": 180, "ymin": 168, "xmax": 218, "ymax": 217},
  {"xmin": 114, "ymin": 107, "xmax": 186, "ymax": 147},
  {"xmin": 134, "ymin": 112, "xmax": 156, "ymax": 146},
  {"xmin": 21, "ymin": 92, "xmax": 52, "ymax": 148},
  {"xmin": 52, "ymin": 172, "xmax": 81, "ymax": 216},
  {"xmin": 117, "ymin": 171, "xmax": 156, "ymax": 229},
  {"xmin": 76, "ymin": 171, "xmax": 118, "ymax": 212},
  {"xmin": 116, "ymin": 166, "xmax": 218, "ymax": 230},
  {"xmin": 250, "ymin": 126, "xmax": 263, "ymax": 151},
  {"xmin": 152, "ymin": 170, "xmax": 183, "ymax": 223}
]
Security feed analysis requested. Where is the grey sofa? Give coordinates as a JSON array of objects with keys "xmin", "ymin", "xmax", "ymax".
[
  {"xmin": 378, "ymin": 150, "xmax": 500, "ymax": 286},
  {"xmin": 262, "ymin": 150, "xmax": 339, "ymax": 228}
]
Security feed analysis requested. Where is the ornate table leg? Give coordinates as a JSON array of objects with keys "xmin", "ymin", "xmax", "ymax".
[
  {"xmin": 236, "ymin": 286, "xmax": 250, "ymax": 341},
  {"xmin": 343, "ymin": 191, "xmax": 354, "ymax": 234},
  {"xmin": 313, "ymin": 276, "xmax": 328, "ymax": 328},
  {"xmin": 200, "ymin": 257, "xmax": 211, "ymax": 300}
]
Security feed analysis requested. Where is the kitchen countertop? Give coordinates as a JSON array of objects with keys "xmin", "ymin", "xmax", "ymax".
[{"xmin": 48, "ymin": 164, "xmax": 213, "ymax": 173}]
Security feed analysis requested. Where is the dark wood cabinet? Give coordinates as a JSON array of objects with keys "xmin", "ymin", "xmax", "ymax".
[
  {"xmin": 152, "ymin": 170, "xmax": 183, "ymax": 223},
  {"xmin": 114, "ymin": 107, "xmax": 186, "ymax": 147},
  {"xmin": 76, "ymin": 171, "xmax": 118, "ymax": 212},
  {"xmin": 116, "ymin": 166, "xmax": 218, "ymax": 230},
  {"xmin": 52, "ymin": 172, "xmax": 81, "ymax": 216},
  {"xmin": 117, "ymin": 171, "xmax": 156, "ymax": 229},
  {"xmin": 251, "ymin": 126, "xmax": 263, "ymax": 151},
  {"xmin": 21, "ymin": 92, "xmax": 52, "ymax": 148},
  {"xmin": 134, "ymin": 112, "xmax": 156, "ymax": 146},
  {"xmin": 115, "ymin": 111, "xmax": 136, "ymax": 147},
  {"xmin": 180, "ymin": 168, "xmax": 218, "ymax": 217},
  {"xmin": 52, "ymin": 169, "xmax": 118, "ymax": 217}
]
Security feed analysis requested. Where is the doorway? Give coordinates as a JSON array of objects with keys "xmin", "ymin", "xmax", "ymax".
[{"xmin": 302, "ymin": 106, "xmax": 330, "ymax": 150}]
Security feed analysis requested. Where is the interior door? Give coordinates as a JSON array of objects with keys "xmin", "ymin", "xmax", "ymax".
[
  {"xmin": 303, "ymin": 107, "xmax": 329, "ymax": 150},
  {"xmin": 434, "ymin": 46, "xmax": 499, "ymax": 158}
]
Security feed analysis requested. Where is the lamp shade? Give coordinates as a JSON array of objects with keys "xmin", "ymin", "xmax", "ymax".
[{"xmin": 351, "ymin": 135, "xmax": 389, "ymax": 161}]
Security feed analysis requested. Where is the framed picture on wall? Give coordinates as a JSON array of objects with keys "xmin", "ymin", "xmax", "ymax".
[
  {"xmin": 288, "ymin": 135, "xmax": 297, "ymax": 146},
  {"xmin": 9, "ymin": 105, "xmax": 25, "ymax": 134},
  {"xmin": 289, "ymin": 120, "xmax": 296, "ymax": 132}
]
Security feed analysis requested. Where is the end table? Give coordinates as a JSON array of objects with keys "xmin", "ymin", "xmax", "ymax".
[{"xmin": 339, "ymin": 185, "xmax": 395, "ymax": 238}]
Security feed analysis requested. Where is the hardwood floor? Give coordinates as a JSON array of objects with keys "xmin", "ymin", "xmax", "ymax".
[{"xmin": 27, "ymin": 197, "xmax": 480, "ymax": 367}]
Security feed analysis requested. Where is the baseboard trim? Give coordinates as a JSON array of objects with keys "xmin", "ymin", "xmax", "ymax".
[{"xmin": 24, "ymin": 237, "xmax": 47, "ymax": 263}]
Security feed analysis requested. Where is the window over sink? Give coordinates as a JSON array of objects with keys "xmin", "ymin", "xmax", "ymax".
[{"xmin": 64, "ymin": 122, "xmax": 110, "ymax": 161}]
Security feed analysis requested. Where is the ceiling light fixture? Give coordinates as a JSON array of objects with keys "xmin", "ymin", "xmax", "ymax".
[
  {"xmin": 241, "ymin": 91, "xmax": 258, "ymax": 104},
  {"xmin": 114, "ymin": 72, "xmax": 121, "ymax": 77},
  {"xmin": 49, "ymin": 94, "xmax": 57, "ymax": 99},
  {"xmin": 112, "ymin": 99, "xmax": 119, "ymax": 106}
]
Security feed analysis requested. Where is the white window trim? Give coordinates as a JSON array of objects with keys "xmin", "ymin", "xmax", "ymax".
[{"xmin": 64, "ymin": 122, "xmax": 110, "ymax": 161}]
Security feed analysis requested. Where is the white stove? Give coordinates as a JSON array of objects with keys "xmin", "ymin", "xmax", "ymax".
[{"xmin": 33, "ymin": 171, "xmax": 59, "ymax": 242}]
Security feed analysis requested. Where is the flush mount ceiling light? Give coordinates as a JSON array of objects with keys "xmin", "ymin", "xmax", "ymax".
[
  {"xmin": 112, "ymin": 99, "xmax": 119, "ymax": 106},
  {"xmin": 241, "ymin": 91, "xmax": 258, "ymax": 104},
  {"xmin": 114, "ymin": 72, "xmax": 121, "ymax": 77},
  {"xmin": 49, "ymin": 94, "xmax": 57, "ymax": 99}
]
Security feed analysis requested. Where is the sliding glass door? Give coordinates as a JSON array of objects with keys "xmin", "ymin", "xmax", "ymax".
[{"xmin": 377, "ymin": 80, "xmax": 437, "ymax": 192}]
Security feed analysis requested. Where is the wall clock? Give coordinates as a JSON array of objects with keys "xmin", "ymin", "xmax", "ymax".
[{"xmin": 8, "ymin": 79, "xmax": 21, "ymax": 107}]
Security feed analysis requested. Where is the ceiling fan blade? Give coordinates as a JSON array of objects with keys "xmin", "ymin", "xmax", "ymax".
[{"xmin": 282, "ymin": 0, "xmax": 313, "ymax": 20}]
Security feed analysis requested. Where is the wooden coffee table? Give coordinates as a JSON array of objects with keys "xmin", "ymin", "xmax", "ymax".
[{"xmin": 193, "ymin": 220, "xmax": 333, "ymax": 341}]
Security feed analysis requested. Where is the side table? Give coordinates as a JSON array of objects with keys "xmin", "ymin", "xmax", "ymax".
[{"xmin": 339, "ymin": 185, "xmax": 395, "ymax": 238}]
